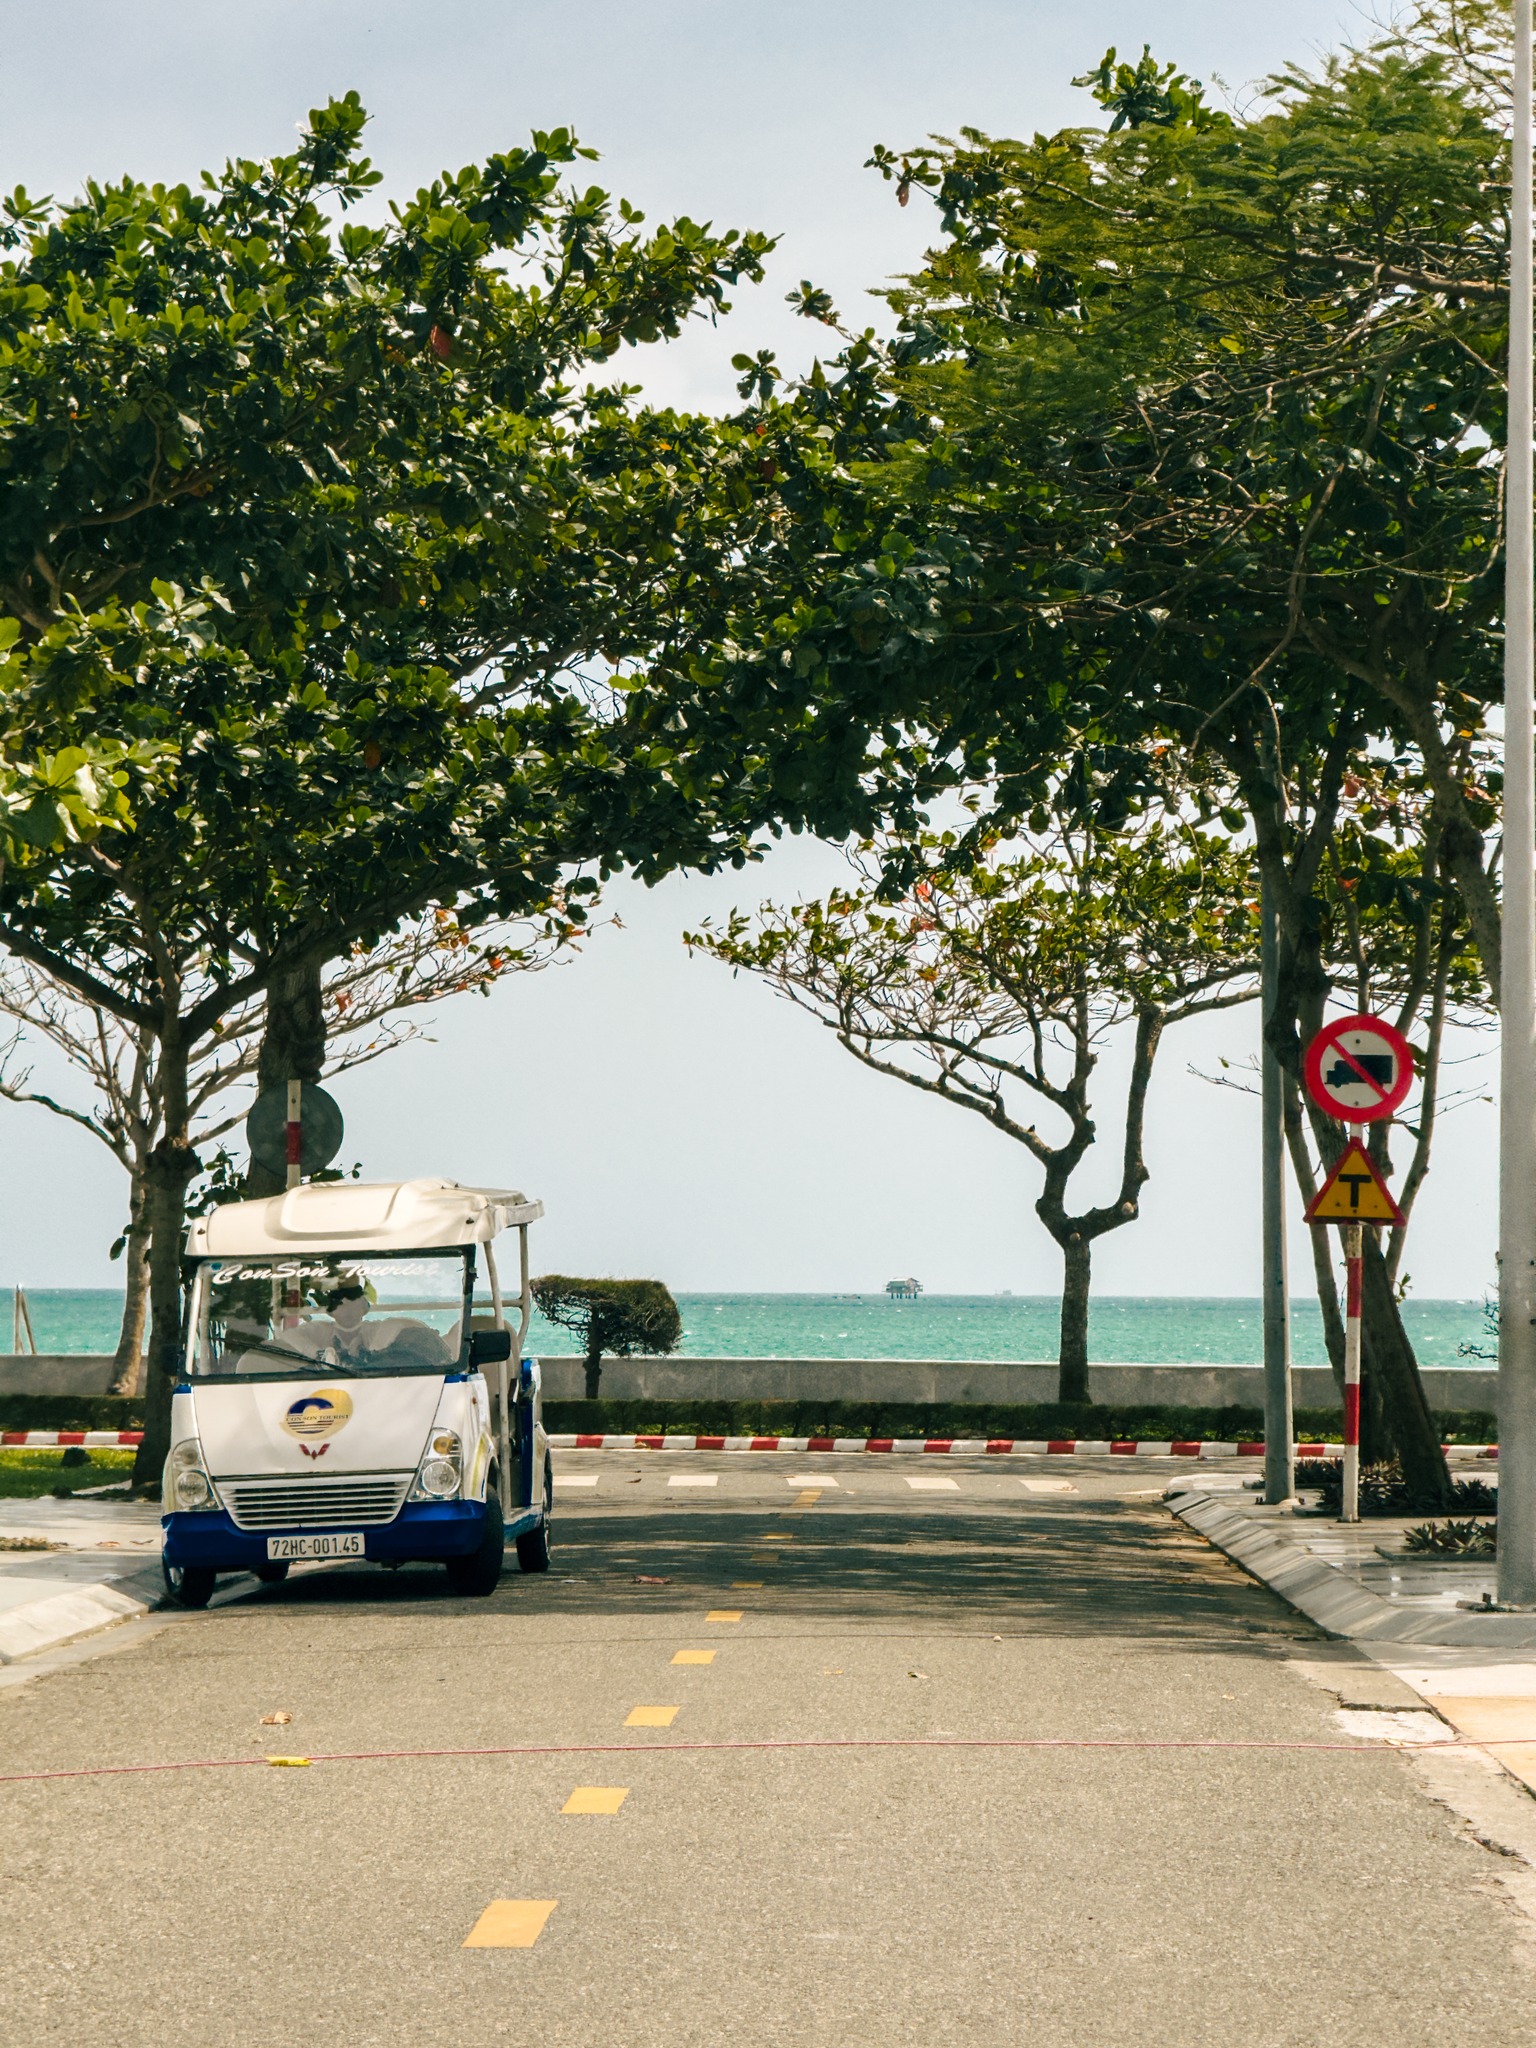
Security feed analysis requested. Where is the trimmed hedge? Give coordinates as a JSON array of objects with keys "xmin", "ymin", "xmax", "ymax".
[
  {"xmin": 0, "ymin": 1393, "xmax": 144, "ymax": 1431},
  {"xmin": 0, "ymin": 1390, "xmax": 1499, "ymax": 1446}
]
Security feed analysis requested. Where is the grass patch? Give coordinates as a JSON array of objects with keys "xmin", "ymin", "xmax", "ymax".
[{"xmin": 0, "ymin": 1447, "xmax": 136, "ymax": 1499}]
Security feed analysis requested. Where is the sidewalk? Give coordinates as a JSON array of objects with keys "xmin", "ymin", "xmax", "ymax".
[{"xmin": 0, "ymin": 1495, "xmax": 163, "ymax": 1663}]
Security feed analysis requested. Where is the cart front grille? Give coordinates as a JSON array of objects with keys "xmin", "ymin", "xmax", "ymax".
[{"xmin": 224, "ymin": 1476, "xmax": 410, "ymax": 1530}]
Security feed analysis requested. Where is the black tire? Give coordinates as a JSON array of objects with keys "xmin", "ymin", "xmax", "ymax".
[
  {"xmin": 253, "ymin": 1561, "xmax": 290, "ymax": 1584},
  {"xmin": 162, "ymin": 1561, "xmax": 216, "ymax": 1609},
  {"xmin": 446, "ymin": 1488, "xmax": 505, "ymax": 1596},
  {"xmin": 516, "ymin": 1454, "xmax": 553, "ymax": 1574}
]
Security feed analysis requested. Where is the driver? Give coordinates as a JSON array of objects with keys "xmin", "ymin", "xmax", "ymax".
[{"xmin": 289, "ymin": 1280, "xmax": 453, "ymax": 1369}]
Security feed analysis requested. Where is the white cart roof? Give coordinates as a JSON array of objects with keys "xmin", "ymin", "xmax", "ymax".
[{"xmin": 185, "ymin": 1178, "xmax": 543, "ymax": 1256}]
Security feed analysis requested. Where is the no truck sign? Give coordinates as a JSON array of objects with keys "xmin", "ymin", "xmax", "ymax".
[{"xmin": 1302, "ymin": 1013, "xmax": 1414, "ymax": 1125}]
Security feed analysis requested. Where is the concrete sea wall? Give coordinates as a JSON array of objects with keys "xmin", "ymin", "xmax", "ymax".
[{"xmin": 0, "ymin": 1353, "xmax": 1496, "ymax": 1412}]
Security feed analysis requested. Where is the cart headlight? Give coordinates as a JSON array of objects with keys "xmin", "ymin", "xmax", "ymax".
[
  {"xmin": 165, "ymin": 1440, "xmax": 219, "ymax": 1514},
  {"xmin": 411, "ymin": 1430, "xmax": 462, "ymax": 1501}
]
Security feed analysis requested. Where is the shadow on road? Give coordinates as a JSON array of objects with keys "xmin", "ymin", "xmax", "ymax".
[{"xmin": 216, "ymin": 1501, "xmax": 1315, "ymax": 1647}]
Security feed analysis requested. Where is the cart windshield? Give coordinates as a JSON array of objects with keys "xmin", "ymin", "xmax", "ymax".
[{"xmin": 191, "ymin": 1251, "xmax": 472, "ymax": 1379}]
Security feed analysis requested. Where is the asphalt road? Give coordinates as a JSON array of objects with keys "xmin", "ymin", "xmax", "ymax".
[{"xmin": 3, "ymin": 1454, "xmax": 1534, "ymax": 2047}]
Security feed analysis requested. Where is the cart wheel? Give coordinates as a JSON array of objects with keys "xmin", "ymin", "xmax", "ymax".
[
  {"xmin": 253, "ymin": 1561, "xmax": 290, "ymax": 1584},
  {"xmin": 516, "ymin": 1455, "xmax": 553, "ymax": 1575},
  {"xmin": 162, "ymin": 1561, "xmax": 216, "ymax": 1610},
  {"xmin": 446, "ymin": 1488, "xmax": 505, "ymax": 1596}
]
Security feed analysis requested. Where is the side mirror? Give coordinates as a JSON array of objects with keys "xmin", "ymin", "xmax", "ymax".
[{"xmin": 469, "ymin": 1329, "xmax": 513, "ymax": 1367}]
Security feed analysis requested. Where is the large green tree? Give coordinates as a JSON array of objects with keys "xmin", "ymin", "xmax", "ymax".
[
  {"xmin": 0, "ymin": 98, "xmax": 820, "ymax": 1480},
  {"xmin": 668, "ymin": 5, "xmax": 1509, "ymax": 1498}
]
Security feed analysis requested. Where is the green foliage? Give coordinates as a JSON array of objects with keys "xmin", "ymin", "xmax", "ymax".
[
  {"xmin": 532, "ymin": 1276, "xmax": 683, "ymax": 1362},
  {"xmin": 0, "ymin": 94, "xmax": 799, "ymax": 1028},
  {"xmin": 696, "ymin": 816, "xmax": 1259, "ymax": 1028},
  {"xmin": 1403, "ymin": 1515, "xmax": 1494, "ymax": 1556},
  {"xmin": 723, "ymin": 7, "xmax": 1509, "ymax": 973},
  {"xmin": 0, "ymin": 1394, "xmax": 146, "ymax": 1431},
  {"xmin": 1303, "ymin": 1457, "xmax": 1498, "ymax": 1517}
]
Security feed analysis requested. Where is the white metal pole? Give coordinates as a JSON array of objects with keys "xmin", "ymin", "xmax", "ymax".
[
  {"xmin": 284, "ymin": 1078, "xmax": 303, "ymax": 1192},
  {"xmin": 1501, "ymin": 0, "xmax": 1536, "ymax": 1610},
  {"xmin": 1260, "ymin": 878, "xmax": 1295, "ymax": 1504},
  {"xmin": 1341, "ymin": 1221, "xmax": 1362, "ymax": 1525}
]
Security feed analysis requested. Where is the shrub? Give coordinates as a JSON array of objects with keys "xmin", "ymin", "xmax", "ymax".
[
  {"xmin": 1300, "ymin": 1458, "xmax": 1498, "ymax": 1518},
  {"xmin": 531, "ymin": 1277, "xmax": 682, "ymax": 1399},
  {"xmin": 1403, "ymin": 1517, "xmax": 1495, "ymax": 1557}
]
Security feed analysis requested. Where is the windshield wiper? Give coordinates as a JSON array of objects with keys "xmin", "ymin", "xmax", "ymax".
[{"xmin": 206, "ymin": 1341, "xmax": 335, "ymax": 1375}]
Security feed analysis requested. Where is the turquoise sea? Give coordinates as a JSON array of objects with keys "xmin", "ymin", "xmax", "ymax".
[{"xmin": 7, "ymin": 1289, "xmax": 1492, "ymax": 1369}]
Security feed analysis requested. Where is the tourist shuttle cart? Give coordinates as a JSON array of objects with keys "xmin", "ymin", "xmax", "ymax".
[{"xmin": 160, "ymin": 1178, "xmax": 549, "ymax": 1608}]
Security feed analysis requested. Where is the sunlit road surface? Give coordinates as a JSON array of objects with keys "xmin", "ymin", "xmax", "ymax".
[{"xmin": 3, "ymin": 1453, "xmax": 1533, "ymax": 2047}]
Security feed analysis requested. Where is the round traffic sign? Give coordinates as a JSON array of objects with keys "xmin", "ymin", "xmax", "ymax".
[
  {"xmin": 1303, "ymin": 1014, "xmax": 1414, "ymax": 1124},
  {"xmin": 246, "ymin": 1080, "xmax": 344, "ymax": 1177}
]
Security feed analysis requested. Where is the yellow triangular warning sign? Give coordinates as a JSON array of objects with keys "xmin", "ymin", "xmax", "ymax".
[{"xmin": 1305, "ymin": 1140, "xmax": 1404, "ymax": 1226}]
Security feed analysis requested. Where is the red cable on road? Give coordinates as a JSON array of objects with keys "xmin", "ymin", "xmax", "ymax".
[{"xmin": 0, "ymin": 1730, "xmax": 1513, "ymax": 1787}]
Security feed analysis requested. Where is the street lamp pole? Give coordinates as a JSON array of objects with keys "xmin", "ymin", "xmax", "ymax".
[
  {"xmin": 1500, "ymin": 0, "xmax": 1536, "ymax": 1610},
  {"xmin": 1260, "ymin": 874, "xmax": 1294, "ymax": 1507}
]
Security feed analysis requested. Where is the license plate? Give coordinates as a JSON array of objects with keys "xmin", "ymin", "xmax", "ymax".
[{"xmin": 265, "ymin": 1532, "xmax": 365, "ymax": 1560}]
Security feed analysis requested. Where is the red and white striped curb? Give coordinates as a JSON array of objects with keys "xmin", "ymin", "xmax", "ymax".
[
  {"xmin": 1, "ymin": 1429, "xmax": 1499, "ymax": 1463},
  {"xmin": 2, "ymin": 1431, "xmax": 142, "ymax": 1448},
  {"xmin": 545, "ymin": 1433, "xmax": 1499, "ymax": 1461}
]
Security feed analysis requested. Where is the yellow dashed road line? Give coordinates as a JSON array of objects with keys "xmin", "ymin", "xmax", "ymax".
[
  {"xmin": 562, "ymin": 1787, "xmax": 629, "ymax": 1814},
  {"xmin": 707, "ymin": 1609, "xmax": 744, "ymax": 1623},
  {"xmin": 463, "ymin": 1900, "xmax": 557, "ymax": 1948},
  {"xmin": 624, "ymin": 1704, "xmax": 680, "ymax": 1727},
  {"xmin": 672, "ymin": 1649, "xmax": 716, "ymax": 1665}
]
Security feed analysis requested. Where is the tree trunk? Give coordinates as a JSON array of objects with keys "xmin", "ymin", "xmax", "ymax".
[
  {"xmin": 108, "ymin": 1173, "xmax": 151, "ymax": 1398},
  {"xmin": 1306, "ymin": 1226, "xmax": 1347, "ymax": 1395},
  {"xmin": 131, "ymin": 1028, "xmax": 198, "ymax": 1492},
  {"xmin": 1283, "ymin": 1077, "xmax": 1346, "ymax": 1390},
  {"xmin": 130, "ymin": 1137, "xmax": 199, "ymax": 1489},
  {"xmin": 1358, "ymin": 1233, "xmax": 1452, "ymax": 1506},
  {"xmin": 1057, "ymin": 1234, "xmax": 1091, "ymax": 1405},
  {"xmin": 245, "ymin": 959, "xmax": 326, "ymax": 1197},
  {"xmin": 584, "ymin": 1336, "xmax": 602, "ymax": 1402}
]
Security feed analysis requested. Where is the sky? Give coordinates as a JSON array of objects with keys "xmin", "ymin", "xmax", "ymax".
[{"xmin": 0, "ymin": 0, "xmax": 1499, "ymax": 1302}]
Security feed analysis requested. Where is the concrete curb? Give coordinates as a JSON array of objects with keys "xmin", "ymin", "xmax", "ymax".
[
  {"xmin": 0, "ymin": 1581, "xmax": 150, "ymax": 1663},
  {"xmin": 1170, "ymin": 1487, "xmax": 1536, "ymax": 1648}
]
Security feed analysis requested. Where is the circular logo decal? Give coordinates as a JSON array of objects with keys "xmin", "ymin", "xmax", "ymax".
[{"xmin": 280, "ymin": 1388, "xmax": 355, "ymax": 1442}]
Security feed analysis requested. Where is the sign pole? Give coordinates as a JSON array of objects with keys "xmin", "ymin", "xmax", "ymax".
[
  {"xmin": 285, "ymin": 1078, "xmax": 303, "ymax": 1192},
  {"xmin": 1342, "ymin": 1216, "xmax": 1363, "ymax": 1525},
  {"xmin": 1501, "ymin": 0, "xmax": 1536, "ymax": 1611}
]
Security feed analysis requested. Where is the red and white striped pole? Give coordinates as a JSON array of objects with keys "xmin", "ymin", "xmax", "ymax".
[
  {"xmin": 1341, "ymin": 1124, "xmax": 1364, "ymax": 1523},
  {"xmin": 285, "ymin": 1078, "xmax": 303, "ymax": 1192}
]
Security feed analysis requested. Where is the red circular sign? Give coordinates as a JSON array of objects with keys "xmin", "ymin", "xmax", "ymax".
[{"xmin": 1303, "ymin": 1013, "xmax": 1414, "ymax": 1124}]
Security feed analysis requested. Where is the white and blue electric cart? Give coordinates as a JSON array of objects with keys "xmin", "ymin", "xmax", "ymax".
[{"xmin": 160, "ymin": 1178, "xmax": 549, "ymax": 1608}]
